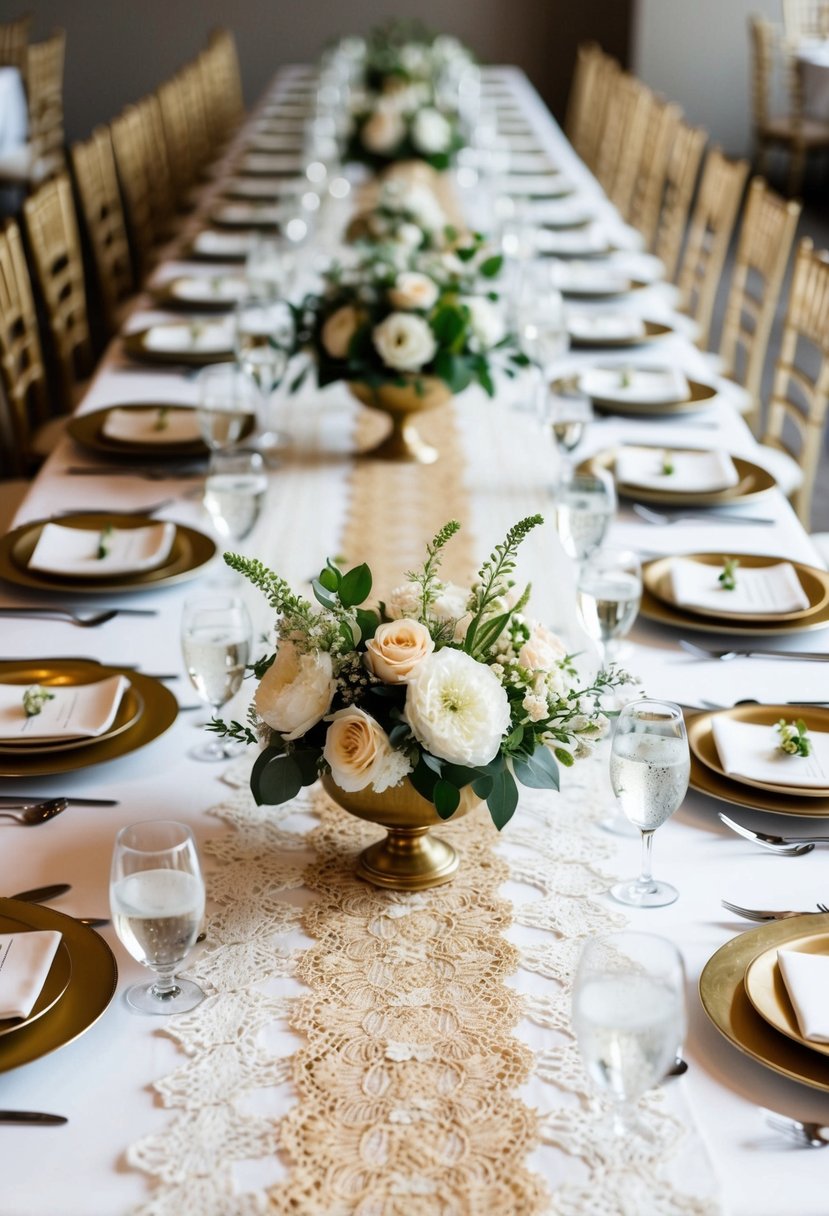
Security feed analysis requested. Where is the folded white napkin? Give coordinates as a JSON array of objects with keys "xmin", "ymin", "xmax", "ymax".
[
  {"xmin": 506, "ymin": 152, "xmax": 556, "ymax": 173},
  {"xmin": 242, "ymin": 152, "xmax": 302, "ymax": 173},
  {"xmin": 777, "ymin": 949, "xmax": 829, "ymax": 1041},
  {"xmin": 537, "ymin": 226, "xmax": 610, "ymax": 256},
  {"xmin": 192, "ymin": 230, "xmax": 256, "ymax": 256},
  {"xmin": 29, "ymin": 521, "xmax": 176, "ymax": 577},
  {"xmin": 669, "ymin": 558, "xmax": 810, "ymax": 616},
  {"xmin": 580, "ymin": 367, "xmax": 690, "ymax": 405},
  {"xmin": 212, "ymin": 203, "xmax": 282, "ymax": 227},
  {"xmin": 247, "ymin": 133, "xmax": 302, "ymax": 151},
  {"xmin": 568, "ymin": 313, "xmax": 646, "ymax": 342},
  {"xmin": 102, "ymin": 406, "xmax": 202, "ymax": 445},
  {"xmin": 549, "ymin": 261, "xmax": 631, "ymax": 295},
  {"xmin": 0, "ymin": 674, "xmax": 130, "ymax": 742},
  {"xmin": 170, "ymin": 276, "xmax": 248, "ymax": 304},
  {"xmin": 142, "ymin": 323, "xmax": 233, "ymax": 354},
  {"xmin": 226, "ymin": 178, "xmax": 284, "ymax": 198},
  {"xmin": 615, "ymin": 446, "xmax": 738, "ymax": 491},
  {"xmin": 0, "ymin": 931, "xmax": 62, "ymax": 1019},
  {"xmin": 500, "ymin": 173, "xmax": 572, "ymax": 196},
  {"xmin": 712, "ymin": 717, "xmax": 829, "ymax": 787}
]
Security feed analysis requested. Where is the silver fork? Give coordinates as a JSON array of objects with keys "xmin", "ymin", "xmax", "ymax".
[
  {"xmin": 633, "ymin": 503, "xmax": 773, "ymax": 526},
  {"xmin": 680, "ymin": 640, "xmax": 829, "ymax": 662},
  {"xmin": 719, "ymin": 812, "xmax": 829, "ymax": 853},
  {"xmin": 721, "ymin": 899, "xmax": 826, "ymax": 921},
  {"xmin": 764, "ymin": 1110, "xmax": 829, "ymax": 1147},
  {"xmin": 0, "ymin": 607, "xmax": 158, "ymax": 627}
]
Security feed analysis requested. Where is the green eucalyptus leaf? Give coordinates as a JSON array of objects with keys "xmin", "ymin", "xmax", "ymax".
[
  {"xmin": 409, "ymin": 757, "xmax": 439, "ymax": 802},
  {"xmin": 513, "ymin": 746, "xmax": 560, "ymax": 791},
  {"xmin": 311, "ymin": 579, "xmax": 340, "ymax": 610},
  {"xmin": 486, "ymin": 766, "xmax": 519, "ymax": 830},
  {"xmin": 421, "ymin": 752, "xmax": 443, "ymax": 775},
  {"xmin": 250, "ymin": 748, "xmax": 303, "ymax": 806},
  {"xmin": 472, "ymin": 774, "xmax": 494, "ymax": 799},
  {"xmin": 433, "ymin": 779, "xmax": 461, "ymax": 819},
  {"xmin": 355, "ymin": 607, "xmax": 379, "ymax": 643},
  {"xmin": 318, "ymin": 567, "xmax": 340, "ymax": 593},
  {"xmin": 293, "ymin": 748, "xmax": 322, "ymax": 786},
  {"xmin": 339, "ymin": 563, "xmax": 372, "ymax": 607}
]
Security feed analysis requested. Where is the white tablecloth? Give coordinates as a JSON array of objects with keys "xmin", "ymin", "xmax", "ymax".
[
  {"xmin": 1, "ymin": 65, "xmax": 828, "ymax": 1216},
  {"xmin": 0, "ymin": 66, "xmax": 27, "ymax": 157}
]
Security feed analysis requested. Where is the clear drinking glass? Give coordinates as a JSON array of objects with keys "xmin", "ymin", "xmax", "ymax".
[
  {"xmin": 553, "ymin": 468, "xmax": 616, "ymax": 569},
  {"xmin": 181, "ymin": 593, "xmax": 252, "ymax": 762},
  {"xmin": 609, "ymin": 699, "xmax": 690, "ymax": 907},
  {"xmin": 234, "ymin": 294, "xmax": 294, "ymax": 451},
  {"xmin": 576, "ymin": 547, "xmax": 642, "ymax": 669},
  {"xmin": 110, "ymin": 820, "xmax": 206, "ymax": 1015},
  {"xmin": 203, "ymin": 450, "xmax": 268, "ymax": 542},
  {"xmin": 572, "ymin": 931, "xmax": 686, "ymax": 1138},
  {"xmin": 539, "ymin": 382, "xmax": 593, "ymax": 480},
  {"xmin": 195, "ymin": 364, "xmax": 259, "ymax": 452}
]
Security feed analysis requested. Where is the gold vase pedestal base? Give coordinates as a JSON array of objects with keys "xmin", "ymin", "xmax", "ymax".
[
  {"xmin": 322, "ymin": 774, "xmax": 480, "ymax": 891},
  {"xmin": 349, "ymin": 377, "xmax": 451, "ymax": 465}
]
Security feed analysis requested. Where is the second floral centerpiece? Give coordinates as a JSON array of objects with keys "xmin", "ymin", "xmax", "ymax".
[{"xmin": 213, "ymin": 515, "xmax": 628, "ymax": 888}]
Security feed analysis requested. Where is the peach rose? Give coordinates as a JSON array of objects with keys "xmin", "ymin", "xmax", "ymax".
[
  {"xmin": 365, "ymin": 618, "xmax": 435, "ymax": 684},
  {"xmin": 323, "ymin": 707, "xmax": 411, "ymax": 792},
  {"xmin": 321, "ymin": 305, "xmax": 361, "ymax": 360},
  {"xmin": 518, "ymin": 622, "xmax": 568, "ymax": 673},
  {"xmin": 255, "ymin": 640, "xmax": 336, "ymax": 740}
]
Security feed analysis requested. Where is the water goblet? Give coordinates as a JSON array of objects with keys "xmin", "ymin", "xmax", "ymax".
[
  {"xmin": 203, "ymin": 450, "xmax": 268, "ymax": 543},
  {"xmin": 234, "ymin": 294, "xmax": 294, "ymax": 452},
  {"xmin": 110, "ymin": 820, "xmax": 206, "ymax": 1015},
  {"xmin": 553, "ymin": 468, "xmax": 616, "ymax": 570},
  {"xmin": 181, "ymin": 593, "xmax": 252, "ymax": 762},
  {"xmin": 540, "ymin": 381, "xmax": 593, "ymax": 480},
  {"xmin": 195, "ymin": 363, "xmax": 258, "ymax": 452},
  {"xmin": 576, "ymin": 546, "xmax": 642, "ymax": 670},
  {"xmin": 572, "ymin": 931, "xmax": 686, "ymax": 1139},
  {"xmin": 609, "ymin": 699, "xmax": 690, "ymax": 907}
]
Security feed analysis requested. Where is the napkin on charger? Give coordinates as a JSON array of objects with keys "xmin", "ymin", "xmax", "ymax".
[
  {"xmin": 614, "ymin": 445, "xmax": 738, "ymax": 491},
  {"xmin": 568, "ymin": 313, "xmax": 647, "ymax": 343},
  {"xmin": 142, "ymin": 322, "xmax": 233, "ymax": 354},
  {"xmin": 536, "ymin": 226, "xmax": 610, "ymax": 256},
  {"xmin": 669, "ymin": 558, "xmax": 810, "ymax": 616},
  {"xmin": 550, "ymin": 261, "xmax": 632, "ymax": 296},
  {"xmin": 29, "ymin": 521, "xmax": 176, "ymax": 577},
  {"xmin": 580, "ymin": 367, "xmax": 691, "ymax": 405},
  {"xmin": 102, "ymin": 407, "xmax": 202, "ymax": 445},
  {"xmin": 0, "ymin": 674, "xmax": 130, "ymax": 741},
  {"xmin": 777, "ymin": 948, "xmax": 829, "ymax": 1042},
  {"xmin": 0, "ymin": 931, "xmax": 62, "ymax": 1020},
  {"xmin": 192, "ymin": 230, "xmax": 256, "ymax": 257},
  {"xmin": 712, "ymin": 716, "xmax": 829, "ymax": 788}
]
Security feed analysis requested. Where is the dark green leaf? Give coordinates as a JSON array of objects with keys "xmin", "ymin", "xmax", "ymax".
[
  {"xmin": 250, "ymin": 748, "xmax": 303, "ymax": 806},
  {"xmin": 465, "ymin": 609, "xmax": 510, "ymax": 657},
  {"xmin": 339, "ymin": 563, "xmax": 372, "ymax": 607},
  {"xmin": 513, "ymin": 746, "xmax": 560, "ymax": 791},
  {"xmin": 293, "ymin": 748, "xmax": 322, "ymax": 786},
  {"xmin": 421, "ymin": 752, "xmax": 443, "ymax": 775},
  {"xmin": 318, "ymin": 567, "xmax": 340, "ymax": 593},
  {"xmin": 479, "ymin": 255, "xmax": 503, "ymax": 278},
  {"xmin": 355, "ymin": 607, "xmax": 379, "ymax": 643},
  {"xmin": 409, "ymin": 757, "xmax": 439, "ymax": 802},
  {"xmin": 433, "ymin": 779, "xmax": 461, "ymax": 819},
  {"xmin": 311, "ymin": 579, "xmax": 339, "ymax": 610},
  {"xmin": 486, "ymin": 767, "xmax": 519, "ymax": 830},
  {"xmin": 472, "ymin": 774, "xmax": 494, "ymax": 799},
  {"xmin": 555, "ymin": 747, "xmax": 575, "ymax": 767}
]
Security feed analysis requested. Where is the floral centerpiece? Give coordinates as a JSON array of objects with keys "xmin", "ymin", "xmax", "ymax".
[
  {"xmin": 347, "ymin": 91, "xmax": 465, "ymax": 172},
  {"xmin": 212, "ymin": 516, "xmax": 629, "ymax": 844},
  {"xmin": 345, "ymin": 180, "xmax": 452, "ymax": 251}
]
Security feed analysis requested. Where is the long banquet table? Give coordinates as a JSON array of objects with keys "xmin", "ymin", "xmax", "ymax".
[{"xmin": 1, "ymin": 64, "xmax": 828, "ymax": 1216}]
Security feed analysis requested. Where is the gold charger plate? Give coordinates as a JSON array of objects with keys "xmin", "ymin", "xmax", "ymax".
[
  {"xmin": 644, "ymin": 553, "xmax": 829, "ymax": 623},
  {"xmin": 568, "ymin": 319, "xmax": 674, "ymax": 348},
  {"xmin": 745, "ymin": 931, "xmax": 829, "ymax": 1058},
  {"xmin": 122, "ymin": 326, "xmax": 233, "ymax": 367},
  {"xmin": 566, "ymin": 374, "xmax": 717, "ymax": 416},
  {"xmin": 558, "ymin": 278, "xmax": 650, "ymax": 300},
  {"xmin": 68, "ymin": 403, "xmax": 252, "ymax": 460},
  {"xmin": 0, "ymin": 659, "xmax": 178, "ymax": 778},
  {"xmin": 699, "ymin": 914, "xmax": 829, "ymax": 1093},
  {"xmin": 0, "ymin": 917, "xmax": 72, "ymax": 1039},
  {"xmin": 0, "ymin": 683, "xmax": 144, "ymax": 756},
  {"xmin": 0, "ymin": 900, "xmax": 117, "ymax": 1073},
  {"xmin": 583, "ymin": 448, "xmax": 775, "ymax": 504},
  {"xmin": 688, "ymin": 704, "xmax": 829, "ymax": 799},
  {"xmin": 0, "ymin": 512, "xmax": 215, "ymax": 595},
  {"xmin": 152, "ymin": 277, "xmax": 247, "ymax": 313}
]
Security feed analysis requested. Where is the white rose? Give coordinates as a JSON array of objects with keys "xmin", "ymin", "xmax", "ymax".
[
  {"xmin": 372, "ymin": 312, "xmax": 437, "ymax": 372},
  {"xmin": 324, "ymin": 706, "xmax": 411, "ymax": 792},
  {"xmin": 463, "ymin": 296, "xmax": 505, "ymax": 350},
  {"xmin": 255, "ymin": 641, "xmax": 336, "ymax": 741},
  {"xmin": 405, "ymin": 648, "xmax": 511, "ymax": 768},
  {"xmin": 519, "ymin": 622, "xmax": 568, "ymax": 673},
  {"xmin": 410, "ymin": 107, "xmax": 452, "ymax": 155},
  {"xmin": 321, "ymin": 305, "xmax": 361, "ymax": 359},
  {"xmin": 362, "ymin": 108, "xmax": 405, "ymax": 154},
  {"xmin": 388, "ymin": 272, "xmax": 439, "ymax": 312},
  {"xmin": 365, "ymin": 619, "xmax": 435, "ymax": 684},
  {"xmin": 400, "ymin": 43, "xmax": 428, "ymax": 75},
  {"xmin": 395, "ymin": 221, "xmax": 426, "ymax": 249}
]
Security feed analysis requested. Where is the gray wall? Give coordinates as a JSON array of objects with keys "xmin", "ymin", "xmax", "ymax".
[{"xmin": 22, "ymin": 1, "xmax": 631, "ymax": 143}]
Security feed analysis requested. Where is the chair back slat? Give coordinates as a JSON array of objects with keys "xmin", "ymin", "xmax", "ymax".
[
  {"xmin": 71, "ymin": 127, "xmax": 134, "ymax": 335},
  {"xmin": 0, "ymin": 220, "xmax": 49, "ymax": 475},
  {"xmin": 652, "ymin": 120, "xmax": 707, "ymax": 280}
]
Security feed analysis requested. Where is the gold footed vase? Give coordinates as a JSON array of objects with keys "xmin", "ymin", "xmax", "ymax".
[
  {"xmin": 349, "ymin": 377, "xmax": 452, "ymax": 464},
  {"xmin": 321, "ymin": 773, "xmax": 481, "ymax": 890}
]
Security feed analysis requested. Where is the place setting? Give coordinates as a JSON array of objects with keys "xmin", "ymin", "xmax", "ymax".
[
  {"xmin": 582, "ymin": 441, "xmax": 775, "ymax": 505},
  {"xmin": 563, "ymin": 364, "xmax": 718, "ymax": 415},
  {"xmin": 565, "ymin": 312, "xmax": 676, "ymax": 348},
  {"xmin": 185, "ymin": 228, "xmax": 260, "ymax": 262},
  {"xmin": 207, "ymin": 200, "xmax": 285, "ymax": 230},
  {"xmin": 121, "ymin": 318, "xmax": 236, "ymax": 366},
  {"xmin": 151, "ymin": 272, "xmax": 251, "ymax": 312}
]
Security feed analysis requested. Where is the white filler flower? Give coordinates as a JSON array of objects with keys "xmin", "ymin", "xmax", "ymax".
[
  {"xmin": 411, "ymin": 107, "xmax": 452, "ymax": 155},
  {"xmin": 405, "ymin": 648, "xmax": 511, "ymax": 768},
  {"xmin": 372, "ymin": 312, "xmax": 437, "ymax": 372}
]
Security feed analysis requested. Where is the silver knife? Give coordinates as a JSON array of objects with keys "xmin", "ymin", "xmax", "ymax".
[
  {"xmin": 0, "ymin": 1111, "xmax": 67, "ymax": 1125},
  {"xmin": 7, "ymin": 884, "xmax": 71, "ymax": 902},
  {"xmin": 0, "ymin": 797, "xmax": 118, "ymax": 807},
  {"xmin": 0, "ymin": 608, "xmax": 158, "ymax": 618}
]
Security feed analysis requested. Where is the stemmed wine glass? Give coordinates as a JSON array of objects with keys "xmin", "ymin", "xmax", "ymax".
[
  {"xmin": 203, "ymin": 450, "xmax": 268, "ymax": 544},
  {"xmin": 195, "ymin": 364, "xmax": 259, "ymax": 453},
  {"xmin": 234, "ymin": 293, "xmax": 294, "ymax": 452},
  {"xmin": 608, "ymin": 699, "xmax": 690, "ymax": 907},
  {"xmin": 539, "ymin": 381, "xmax": 593, "ymax": 482},
  {"xmin": 110, "ymin": 820, "xmax": 206, "ymax": 1015},
  {"xmin": 553, "ymin": 467, "xmax": 616, "ymax": 571},
  {"xmin": 514, "ymin": 268, "xmax": 569, "ymax": 412},
  {"xmin": 181, "ymin": 593, "xmax": 253, "ymax": 762},
  {"xmin": 572, "ymin": 931, "xmax": 686, "ymax": 1139},
  {"xmin": 576, "ymin": 547, "xmax": 642, "ymax": 670}
]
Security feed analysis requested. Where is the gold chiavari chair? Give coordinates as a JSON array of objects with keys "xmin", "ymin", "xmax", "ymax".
[
  {"xmin": 578, "ymin": 50, "xmax": 621, "ymax": 175},
  {"xmin": 749, "ymin": 15, "xmax": 829, "ymax": 196},
  {"xmin": 0, "ymin": 219, "xmax": 58, "ymax": 476},
  {"xmin": 627, "ymin": 98, "xmax": 682, "ymax": 242},
  {"xmin": 178, "ymin": 60, "xmax": 212, "ymax": 174},
  {"xmin": 595, "ymin": 74, "xmax": 656, "ymax": 219},
  {"xmin": 652, "ymin": 120, "xmax": 707, "ymax": 281},
  {"xmin": 782, "ymin": 0, "xmax": 829, "ymax": 40},
  {"xmin": 0, "ymin": 28, "xmax": 66, "ymax": 190},
  {"xmin": 718, "ymin": 178, "xmax": 801, "ymax": 432},
  {"xmin": 675, "ymin": 147, "xmax": 749, "ymax": 349},
  {"xmin": 157, "ymin": 75, "xmax": 198, "ymax": 206},
  {"xmin": 70, "ymin": 127, "xmax": 135, "ymax": 337},
  {"xmin": 565, "ymin": 42, "xmax": 603, "ymax": 164},
  {"xmin": 755, "ymin": 238, "xmax": 829, "ymax": 526},
  {"xmin": 111, "ymin": 105, "xmax": 157, "ymax": 280},
  {"xmin": 22, "ymin": 172, "xmax": 93, "ymax": 413},
  {"xmin": 133, "ymin": 94, "xmax": 178, "ymax": 242},
  {"xmin": 0, "ymin": 13, "xmax": 30, "ymax": 75},
  {"xmin": 206, "ymin": 28, "xmax": 245, "ymax": 135}
]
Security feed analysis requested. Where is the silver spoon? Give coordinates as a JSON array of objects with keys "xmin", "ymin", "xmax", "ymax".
[{"xmin": 0, "ymin": 799, "xmax": 68, "ymax": 826}]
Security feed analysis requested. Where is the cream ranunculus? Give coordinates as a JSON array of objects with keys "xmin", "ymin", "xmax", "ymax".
[
  {"xmin": 385, "ymin": 581, "xmax": 422, "ymax": 619},
  {"xmin": 388, "ymin": 271, "xmax": 439, "ymax": 312},
  {"xmin": 411, "ymin": 107, "xmax": 452, "ymax": 155},
  {"xmin": 321, "ymin": 305, "xmax": 361, "ymax": 359},
  {"xmin": 255, "ymin": 640, "xmax": 336, "ymax": 741},
  {"xmin": 361, "ymin": 108, "xmax": 406, "ymax": 154},
  {"xmin": 372, "ymin": 311, "xmax": 437, "ymax": 372},
  {"xmin": 404, "ymin": 648, "xmax": 511, "ymax": 768},
  {"xmin": 518, "ymin": 622, "xmax": 568, "ymax": 673},
  {"xmin": 365, "ymin": 618, "xmax": 435, "ymax": 684},
  {"xmin": 323, "ymin": 706, "xmax": 412, "ymax": 792}
]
